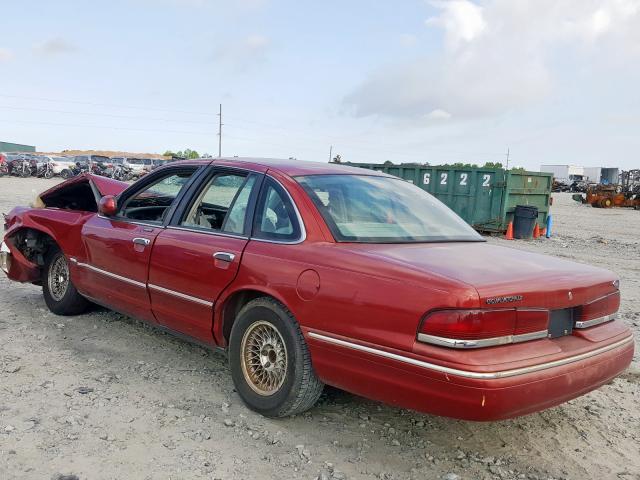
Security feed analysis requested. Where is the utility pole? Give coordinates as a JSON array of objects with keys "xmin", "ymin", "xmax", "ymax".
[
  {"xmin": 328, "ymin": 145, "xmax": 333, "ymax": 163},
  {"xmin": 505, "ymin": 148, "xmax": 510, "ymax": 170},
  {"xmin": 217, "ymin": 104, "xmax": 223, "ymax": 157}
]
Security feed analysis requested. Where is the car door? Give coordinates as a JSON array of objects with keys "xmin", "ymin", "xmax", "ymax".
[
  {"xmin": 77, "ymin": 166, "xmax": 201, "ymax": 322},
  {"xmin": 147, "ymin": 167, "xmax": 262, "ymax": 343}
]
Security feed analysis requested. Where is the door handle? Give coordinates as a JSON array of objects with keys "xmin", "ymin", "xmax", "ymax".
[
  {"xmin": 213, "ymin": 251, "xmax": 235, "ymax": 262},
  {"xmin": 133, "ymin": 237, "xmax": 151, "ymax": 246}
]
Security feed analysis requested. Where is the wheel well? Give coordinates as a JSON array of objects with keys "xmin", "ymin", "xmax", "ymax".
[
  {"xmin": 221, "ymin": 289, "xmax": 273, "ymax": 344},
  {"xmin": 9, "ymin": 228, "xmax": 58, "ymax": 268}
]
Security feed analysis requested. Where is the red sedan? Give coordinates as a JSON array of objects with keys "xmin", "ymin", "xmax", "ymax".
[{"xmin": 1, "ymin": 158, "xmax": 633, "ymax": 420}]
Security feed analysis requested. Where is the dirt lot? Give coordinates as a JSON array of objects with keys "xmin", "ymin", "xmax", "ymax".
[{"xmin": 0, "ymin": 176, "xmax": 638, "ymax": 480}]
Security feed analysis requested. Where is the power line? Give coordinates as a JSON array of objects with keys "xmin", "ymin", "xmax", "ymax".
[
  {"xmin": 0, "ymin": 94, "xmax": 218, "ymax": 117},
  {"xmin": 0, "ymin": 118, "xmax": 212, "ymax": 136},
  {"xmin": 0, "ymin": 104, "xmax": 219, "ymax": 125}
]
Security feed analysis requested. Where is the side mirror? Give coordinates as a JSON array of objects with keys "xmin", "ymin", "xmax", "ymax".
[{"xmin": 98, "ymin": 195, "xmax": 117, "ymax": 216}]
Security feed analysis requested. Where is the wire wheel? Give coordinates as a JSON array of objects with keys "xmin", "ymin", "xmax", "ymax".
[
  {"xmin": 48, "ymin": 254, "xmax": 69, "ymax": 301},
  {"xmin": 240, "ymin": 320, "xmax": 288, "ymax": 396}
]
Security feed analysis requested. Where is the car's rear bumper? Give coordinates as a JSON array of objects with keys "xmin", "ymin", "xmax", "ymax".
[{"xmin": 307, "ymin": 328, "xmax": 635, "ymax": 421}]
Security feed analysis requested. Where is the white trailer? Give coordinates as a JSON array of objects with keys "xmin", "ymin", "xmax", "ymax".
[{"xmin": 540, "ymin": 165, "xmax": 585, "ymax": 183}]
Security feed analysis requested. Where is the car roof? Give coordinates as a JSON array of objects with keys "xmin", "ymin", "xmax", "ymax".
[{"xmin": 180, "ymin": 157, "xmax": 390, "ymax": 177}]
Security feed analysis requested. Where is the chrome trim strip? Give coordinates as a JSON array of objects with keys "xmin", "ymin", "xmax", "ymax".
[
  {"xmin": 575, "ymin": 314, "xmax": 616, "ymax": 329},
  {"xmin": 417, "ymin": 330, "xmax": 548, "ymax": 349},
  {"xmin": 97, "ymin": 214, "xmax": 167, "ymax": 229},
  {"xmin": 307, "ymin": 331, "xmax": 634, "ymax": 380},
  {"xmin": 148, "ymin": 283, "xmax": 213, "ymax": 307},
  {"xmin": 77, "ymin": 262, "xmax": 146, "ymax": 288},
  {"xmin": 167, "ymin": 225, "xmax": 248, "ymax": 240}
]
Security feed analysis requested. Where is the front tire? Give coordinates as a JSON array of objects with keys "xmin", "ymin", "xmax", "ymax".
[
  {"xmin": 229, "ymin": 297, "xmax": 324, "ymax": 417},
  {"xmin": 42, "ymin": 247, "xmax": 89, "ymax": 315}
]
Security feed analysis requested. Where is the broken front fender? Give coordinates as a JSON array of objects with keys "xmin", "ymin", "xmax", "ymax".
[{"xmin": 0, "ymin": 238, "xmax": 40, "ymax": 283}]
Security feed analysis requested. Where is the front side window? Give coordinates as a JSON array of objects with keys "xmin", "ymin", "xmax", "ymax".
[
  {"xmin": 297, "ymin": 174, "xmax": 483, "ymax": 243},
  {"xmin": 119, "ymin": 169, "xmax": 196, "ymax": 223},
  {"xmin": 253, "ymin": 179, "xmax": 301, "ymax": 242},
  {"xmin": 182, "ymin": 173, "xmax": 257, "ymax": 234}
]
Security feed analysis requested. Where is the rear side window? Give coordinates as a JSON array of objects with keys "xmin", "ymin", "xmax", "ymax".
[
  {"xmin": 181, "ymin": 172, "xmax": 257, "ymax": 235},
  {"xmin": 253, "ymin": 179, "xmax": 301, "ymax": 242}
]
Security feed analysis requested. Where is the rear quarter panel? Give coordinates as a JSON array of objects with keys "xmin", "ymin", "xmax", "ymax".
[{"xmin": 219, "ymin": 240, "xmax": 479, "ymax": 352}]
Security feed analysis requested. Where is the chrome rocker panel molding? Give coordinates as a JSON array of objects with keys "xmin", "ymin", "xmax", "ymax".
[
  {"xmin": 308, "ymin": 331, "xmax": 634, "ymax": 380},
  {"xmin": 148, "ymin": 283, "xmax": 213, "ymax": 307},
  {"xmin": 71, "ymin": 258, "xmax": 213, "ymax": 307},
  {"xmin": 75, "ymin": 261, "xmax": 146, "ymax": 289}
]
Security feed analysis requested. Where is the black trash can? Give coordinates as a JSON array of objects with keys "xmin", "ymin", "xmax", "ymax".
[{"xmin": 513, "ymin": 205, "xmax": 538, "ymax": 239}]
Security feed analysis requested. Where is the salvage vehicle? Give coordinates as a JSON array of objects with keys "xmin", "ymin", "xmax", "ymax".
[
  {"xmin": 0, "ymin": 153, "xmax": 8, "ymax": 176},
  {"xmin": 0, "ymin": 158, "xmax": 634, "ymax": 421}
]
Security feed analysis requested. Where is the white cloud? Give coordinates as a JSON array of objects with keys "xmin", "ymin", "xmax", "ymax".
[
  {"xmin": 345, "ymin": 0, "xmax": 640, "ymax": 122},
  {"xmin": 426, "ymin": 109, "xmax": 452, "ymax": 121},
  {"xmin": 34, "ymin": 37, "xmax": 77, "ymax": 57},
  {"xmin": 0, "ymin": 48, "xmax": 13, "ymax": 62},
  {"xmin": 426, "ymin": 0, "xmax": 487, "ymax": 48}
]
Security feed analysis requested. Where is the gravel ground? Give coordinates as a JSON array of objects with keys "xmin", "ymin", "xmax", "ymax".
[{"xmin": 0, "ymin": 176, "xmax": 638, "ymax": 480}]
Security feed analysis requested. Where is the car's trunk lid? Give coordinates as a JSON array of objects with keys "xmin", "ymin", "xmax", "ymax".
[{"xmin": 342, "ymin": 242, "xmax": 618, "ymax": 310}]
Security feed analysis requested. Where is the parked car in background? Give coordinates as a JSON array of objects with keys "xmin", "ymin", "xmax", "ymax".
[
  {"xmin": 124, "ymin": 158, "xmax": 149, "ymax": 177},
  {"xmin": 0, "ymin": 158, "xmax": 633, "ymax": 421},
  {"xmin": 6, "ymin": 154, "xmax": 32, "ymax": 177},
  {"xmin": 35, "ymin": 157, "xmax": 54, "ymax": 179},
  {"xmin": 151, "ymin": 158, "xmax": 170, "ymax": 170},
  {"xmin": 49, "ymin": 156, "xmax": 76, "ymax": 176},
  {"xmin": 73, "ymin": 155, "xmax": 111, "ymax": 167},
  {"xmin": 0, "ymin": 153, "xmax": 9, "ymax": 176}
]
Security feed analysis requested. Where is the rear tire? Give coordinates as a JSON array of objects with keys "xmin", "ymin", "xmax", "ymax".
[
  {"xmin": 42, "ymin": 247, "xmax": 89, "ymax": 315},
  {"xmin": 229, "ymin": 297, "xmax": 324, "ymax": 417}
]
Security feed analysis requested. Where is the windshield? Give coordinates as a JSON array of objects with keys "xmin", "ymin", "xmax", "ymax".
[{"xmin": 297, "ymin": 174, "xmax": 483, "ymax": 243}]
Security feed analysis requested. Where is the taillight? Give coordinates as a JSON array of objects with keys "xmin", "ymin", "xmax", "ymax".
[
  {"xmin": 575, "ymin": 291, "xmax": 619, "ymax": 328},
  {"xmin": 418, "ymin": 309, "xmax": 549, "ymax": 349}
]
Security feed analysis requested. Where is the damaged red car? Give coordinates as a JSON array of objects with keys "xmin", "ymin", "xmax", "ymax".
[{"xmin": 1, "ymin": 158, "xmax": 634, "ymax": 420}]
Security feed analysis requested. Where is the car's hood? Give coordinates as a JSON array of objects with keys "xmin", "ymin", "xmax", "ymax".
[
  {"xmin": 40, "ymin": 173, "xmax": 128, "ymax": 200},
  {"xmin": 341, "ymin": 242, "xmax": 618, "ymax": 310}
]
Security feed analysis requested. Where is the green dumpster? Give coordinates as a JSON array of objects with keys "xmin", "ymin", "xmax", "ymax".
[{"xmin": 345, "ymin": 163, "xmax": 552, "ymax": 233}]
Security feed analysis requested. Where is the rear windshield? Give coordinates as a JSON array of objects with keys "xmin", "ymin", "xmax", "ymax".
[{"xmin": 297, "ymin": 174, "xmax": 483, "ymax": 243}]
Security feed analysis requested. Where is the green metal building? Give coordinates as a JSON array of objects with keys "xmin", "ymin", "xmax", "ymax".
[{"xmin": 0, "ymin": 141, "xmax": 36, "ymax": 152}]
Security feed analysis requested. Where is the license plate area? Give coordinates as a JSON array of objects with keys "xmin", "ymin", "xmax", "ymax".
[{"xmin": 548, "ymin": 308, "xmax": 574, "ymax": 338}]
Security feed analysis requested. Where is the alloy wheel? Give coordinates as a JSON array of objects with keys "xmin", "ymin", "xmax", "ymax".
[
  {"xmin": 240, "ymin": 320, "xmax": 288, "ymax": 396},
  {"xmin": 48, "ymin": 255, "xmax": 69, "ymax": 301}
]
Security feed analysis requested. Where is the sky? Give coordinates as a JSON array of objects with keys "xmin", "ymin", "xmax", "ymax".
[{"xmin": 1, "ymin": 0, "xmax": 639, "ymax": 170}]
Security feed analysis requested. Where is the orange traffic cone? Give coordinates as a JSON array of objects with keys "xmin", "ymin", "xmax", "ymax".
[
  {"xmin": 505, "ymin": 221, "xmax": 514, "ymax": 240},
  {"xmin": 533, "ymin": 223, "xmax": 540, "ymax": 239}
]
